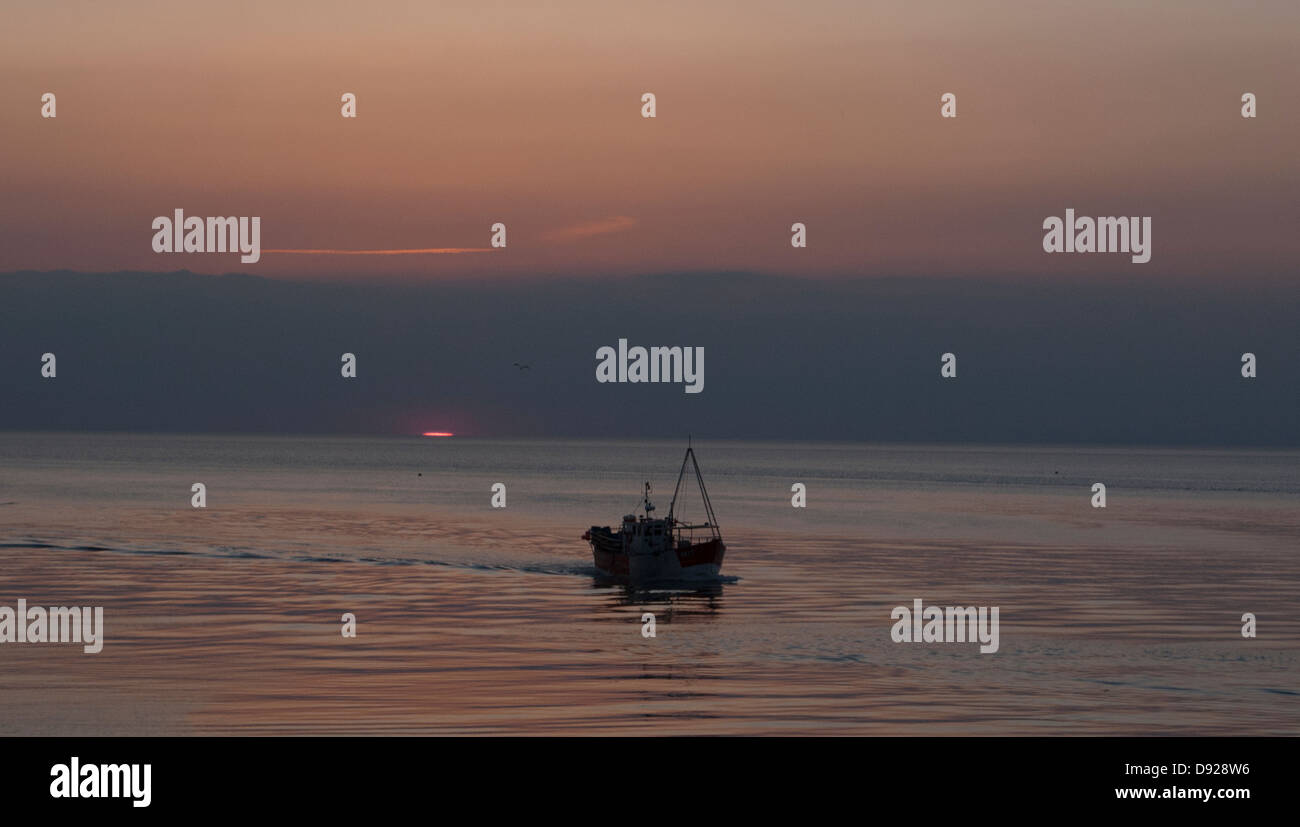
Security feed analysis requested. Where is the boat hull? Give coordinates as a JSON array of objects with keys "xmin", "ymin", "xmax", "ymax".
[{"xmin": 586, "ymin": 528, "xmax": 725, "ymax": 583}]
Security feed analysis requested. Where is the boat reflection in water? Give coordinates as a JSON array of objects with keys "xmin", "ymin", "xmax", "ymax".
[{"xmin": 593, "ymin": 580, "xmax": 729, "ymax": 624}]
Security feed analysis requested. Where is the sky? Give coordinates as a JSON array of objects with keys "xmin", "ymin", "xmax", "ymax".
[
  {"xmin": 2, "ymin": 3, "xmax": 1296, "ymax": 442},
  {"xmin": 2, "ymin": 270, "xmax": 1296, "ymax": 443},
  {"xmin": 2, "ymin": 0, "xmax": 1298, "ymax": 281}
]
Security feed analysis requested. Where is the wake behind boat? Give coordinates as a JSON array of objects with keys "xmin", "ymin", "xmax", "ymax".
[{"xmin": 582, "ymin": 445, "xmax": 726, "ymax": 583}]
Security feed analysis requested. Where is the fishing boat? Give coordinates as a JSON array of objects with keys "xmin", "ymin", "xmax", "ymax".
[{"xmin": 582, "ymin": 444, "xmax": 726, "ymax": 583}]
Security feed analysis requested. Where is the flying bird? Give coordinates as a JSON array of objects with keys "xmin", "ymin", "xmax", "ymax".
[{"xmin": 513, "ymin": 362, "xmax": 532, "ymax": 372}]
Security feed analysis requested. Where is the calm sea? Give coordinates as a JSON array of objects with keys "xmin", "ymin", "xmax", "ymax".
[{"xmin": 1, "ymin": 433, "xmax": 1296, "ymax": 734}]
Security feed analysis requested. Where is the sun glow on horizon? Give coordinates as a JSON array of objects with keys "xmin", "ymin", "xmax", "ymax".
[{"xmin": 422, "ymin": 431, "xmax": 455, "ymax": 437}]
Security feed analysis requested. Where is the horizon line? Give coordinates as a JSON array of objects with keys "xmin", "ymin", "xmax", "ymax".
[{"xmin": 0, "ymin": 429, "xmax": 1297, "ymax": 451}]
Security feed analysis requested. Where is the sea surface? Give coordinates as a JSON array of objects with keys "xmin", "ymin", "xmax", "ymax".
[{"xmin": 0, "ymin": 433, "xmax": 1296, "ymax": 735}]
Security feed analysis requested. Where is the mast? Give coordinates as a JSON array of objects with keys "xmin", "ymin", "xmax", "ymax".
[{"xmin": 668, "ymin": 444, "xmax": 720, "ymax": 537}]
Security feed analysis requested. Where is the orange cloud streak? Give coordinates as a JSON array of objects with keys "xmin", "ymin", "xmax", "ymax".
[{"xmin": 540, "ymin": 216, "xmax": 637, "ymax": 243}]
